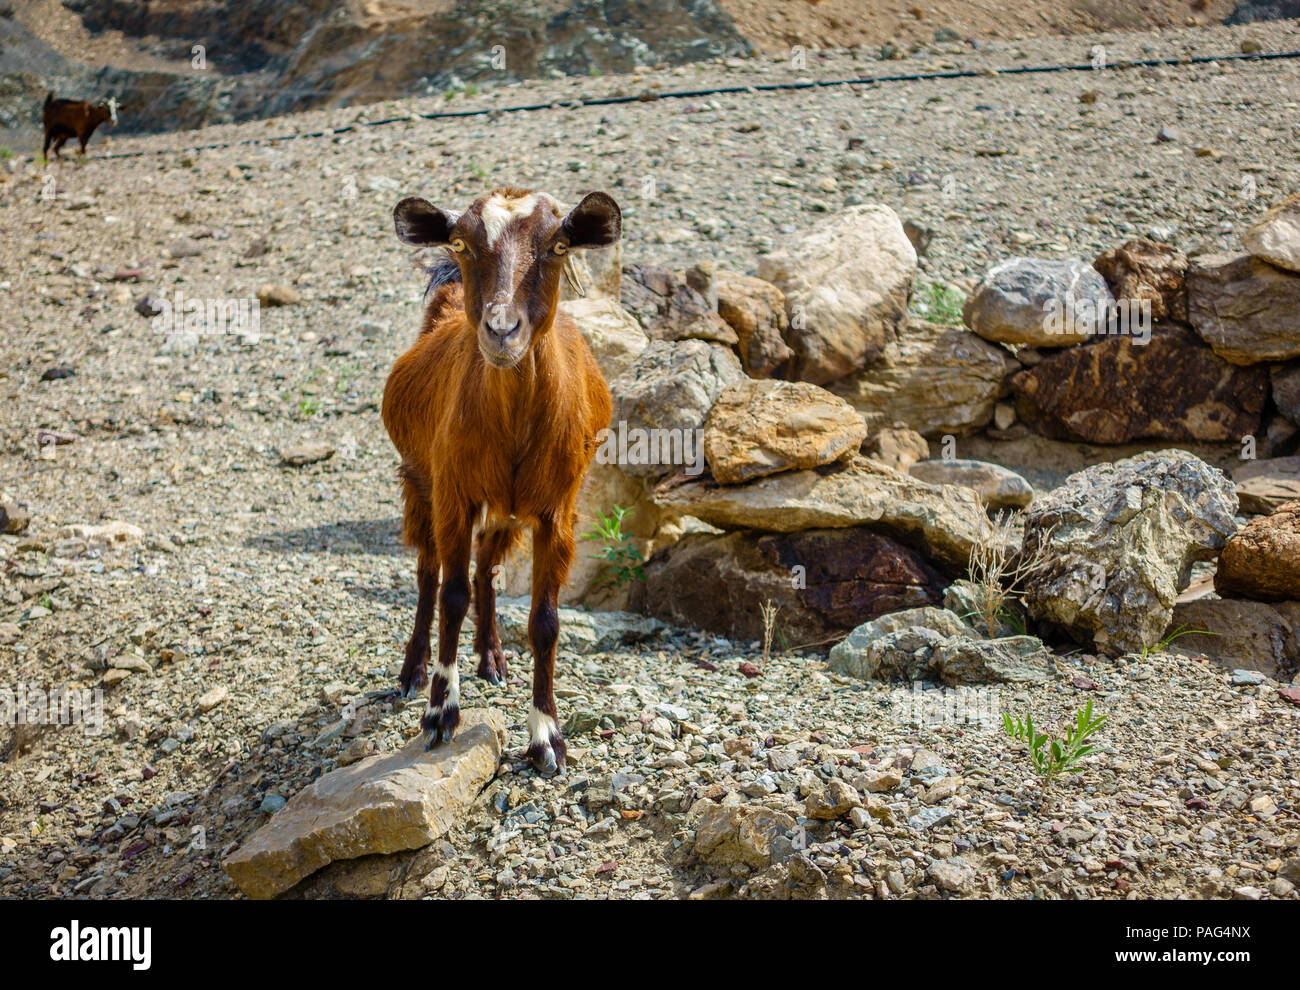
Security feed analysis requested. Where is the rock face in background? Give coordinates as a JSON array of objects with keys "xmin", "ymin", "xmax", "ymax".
[
  {"xmin": 223, "ymin": 709, "xmax": 505, "ymax": 900},
  {"xmin": 757, "ymin": 204, "xmax": 916, "ymax": 385},
  {"xmin": 1021, "ymin": 450, "xmax": 1239, "ymax": 655},
  {"xmin": 26, "ymin": 0, "xmax": 749, "ymax": 135},
  {"xmin": 610, "ymin": 339, "xmax": 744, "ymax": 479},
  {"xmin": 1233, "ymin": 456, "xmax": 1300, "ymax": 515},
  {"xmin": 703, "ymin": 380, "xmax": 866, "ymax": 485},
  {"xmin": 635, "ymin": 527, "xmax": 946, "ymax": 645},
  {"xmin": 1187, "ymin": 253, "xmax": 1300, "ymax": 364},
  {"xmin": 562, "ymin": 296, "xmax": 649, "ymax": 380},
  {"xmin": 715, "ymin": 271, "xmax": 794, "ymax": 378},
  {"xmin": 1009, "ymin": 325, "xmax": 1267, "ymax": 443},
  {"xmin": 1216, "ymin": 499, "xmax": 1300, "ymax": 601},
  {"xmin": 828, "ymin": 321, "xmax": 1018, "ymax": 437},
  {"xmin": 909, "ymin": 458, "xmax": 1034, "ymax": 509},
  {"xmin": 963, "ymin": 258, "xmax": 1114, "ymax": 347},
  {"xmin": 1092, "ymin": 239, "xmax": 1188, "ymax": 322},
  {"xmin": 1241, "ymin": 191, "xmax": 1300, "ymax": 272},
  {"xmin": 652, "ymin": 454, "xmax": 992, "ymax": 570},
  {"xmin": 863, "ymin": 426, "xmax": 930, "ymax": 472}
]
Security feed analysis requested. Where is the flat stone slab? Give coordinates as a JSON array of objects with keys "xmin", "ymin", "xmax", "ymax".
[{"xmin": 223, "ymin": 709, "xmax": 504, "ymax": 899}]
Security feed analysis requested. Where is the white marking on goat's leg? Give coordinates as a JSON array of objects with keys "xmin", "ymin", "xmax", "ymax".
[
  {"xmin": 525, "ymin": 706, "xmax": 563, "ymax": 775},
  {"xmin": 421, "ymin": 661, "xmax": 460, "ymax": 746}
]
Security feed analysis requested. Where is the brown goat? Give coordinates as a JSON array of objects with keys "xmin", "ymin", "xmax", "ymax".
[
  {"xmin": 383, "ymin": 187, "xmax": 619, "ymax": 774},
  {"xmin": 42, "ymin": 93, "xmax": 116, "ymax": 161}
]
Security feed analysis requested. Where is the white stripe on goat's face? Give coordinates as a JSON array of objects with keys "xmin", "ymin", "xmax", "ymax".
[{"xmin": 480, "ymin": 191, "xmax": 543, "ymax": 249}]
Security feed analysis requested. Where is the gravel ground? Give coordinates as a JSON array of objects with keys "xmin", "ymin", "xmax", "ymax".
[{"xmin": 2, "ymin": 20, "xmax": 1299, "ymax": 899}]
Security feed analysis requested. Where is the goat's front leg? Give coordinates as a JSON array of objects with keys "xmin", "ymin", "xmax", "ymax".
[
  {"xmin": 473, "ymin": 526, "xmax": 517, "ymax": 684},
  {"xmin": 525, "ymin": 515, "xmax": 574, "ymax": 775},
  {"xmin": 422, "ymin": 507, "xmax": 472, "ymax": 747}
]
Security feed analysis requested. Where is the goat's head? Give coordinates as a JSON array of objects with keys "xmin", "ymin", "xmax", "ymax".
[
  {"xmin": 92, "ymin": 99, "xmax": 117, "ymax": 126},
  {"xmin": 393, "ymin": 187, "xmax": 621, "ymax": 369}
]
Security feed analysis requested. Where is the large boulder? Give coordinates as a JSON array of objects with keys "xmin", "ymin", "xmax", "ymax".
[
  {"xmin": 1215, "ymin": 499, "xmax": 1300, "ymax": 601},
  {"xmin": 633, "ymin": 527, "xmax": 947, "ymax": 645},
  {"xmin": 828, "ymin": 321, "xmax": 1018, "ymax": 437},
  {"xmin": 560, "ymin": 295, "xmax": 648, "ymax": 380},
  {"xmin": 223, "ymin": 710, "xmax": 505, "ymax": 899},
  {"xmin": 715, "ymin": 270, "xmax": 794, "ymax": 378},
  {"xmin": 1009, "ymin": 325, "xmax": 1268, "ymax": 444},
  {"xmin": 609, "ymin": 339, "xmax": 745, "ymax": 479},
  {"xmin": 1092, "ymin": 239, "xmax": 1188, "ymax": 322},
  {"xmin": 1242, "ymin": 191, "xmax": 1300, "ymax": 273},
  {"xmin": 909, "ymin": 458, "xmax": 1033, "ymax": 510},
  {"xmin": 963, "ymin": 258, "xmax": 1114, "ymax": 347},
  {"xmin": 703, "ymin": 379, "xmax": 867, "ymax": 485},
  {"xmin": 757, "ymin": 204, "xmax": 916, "ymax": 385},
  {"xmin": 1187, "ymin": 253, "xmax": 1300, "ymax": 364},
  {"xmin": 651, "ymin": 454, "xmax": 993, "ymax": 571},
  {"xmin": 1020, "ymin": 450, "xmax": 1239, "ymax": 655}
]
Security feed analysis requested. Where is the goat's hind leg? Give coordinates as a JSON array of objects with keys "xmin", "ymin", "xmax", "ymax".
[
  {"xmin": 473, "ymin": 525, "xmax": 518, "ymax": 684},
  {"xmin": 397, "ymin": 463, "xmax": 437, "ymax": 699}
]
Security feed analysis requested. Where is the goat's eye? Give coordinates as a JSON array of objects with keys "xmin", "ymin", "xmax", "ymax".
[
  {"xmin": 449, "ymin": 237, "xmax": 466, "ymax": 253},
  {"xmin": 552, "ymin": 242, "xmax": 568, "ymax": 256}
]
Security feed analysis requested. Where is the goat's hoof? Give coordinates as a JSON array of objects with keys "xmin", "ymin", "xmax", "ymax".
[
  {"xmin": 399, "ymin": 667, "xmax": 428, "ymax": 700},
  {"xmin": 421, "ymin": 704, "xmax": 460, "ymax": 748},
  {"xmin": 525, "ymin": 733, "xmax": 567, "ymax": 777},
  {"xmin": 476, "ymin": 647, "xmax": 508, "ymax": 685}
]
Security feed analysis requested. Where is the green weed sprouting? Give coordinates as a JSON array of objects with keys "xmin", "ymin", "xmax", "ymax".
[
  {"xmin": 581, "ymin": 505, "xmax": 644, "ymax": 588},
  {"xmin": 1002, "ymin": 699, "xmax": 1106, "ymax": 796}
]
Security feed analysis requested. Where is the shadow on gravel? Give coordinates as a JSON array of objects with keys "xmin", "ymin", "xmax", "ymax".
[{"xmin": 245, "ymin": 517, "xmax": 405, "ymax": 555}]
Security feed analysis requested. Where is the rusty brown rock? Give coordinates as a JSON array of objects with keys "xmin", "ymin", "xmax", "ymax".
[
  {"xmin": 1215, "ymin": 499, "xmax": 1300, "ymax": 602},
  {"xmin": 1092, "ymin": 238, "xmax": 1188, "ymax": 322},
  {"xmin": 1010, "ymin": 325, "xmax": 1266, "ymax": 443}
]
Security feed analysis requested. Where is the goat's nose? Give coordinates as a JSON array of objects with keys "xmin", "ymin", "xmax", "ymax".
[
  {"xmin": 484, "ymin": 303, "xmax": 521, "ymax": 340},
  {"xmin": 484, "ymin": 318, "xmax": 521, "ymax": 341}
]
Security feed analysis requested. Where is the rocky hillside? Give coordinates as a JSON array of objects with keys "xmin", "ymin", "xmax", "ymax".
[
  {"xmin": 1, "ymin": 20, "xmax": 1299, "ymax": 901},
  {"xmin": 2, "ymin": 0, "xmax": 1294, "ymax": 147}
]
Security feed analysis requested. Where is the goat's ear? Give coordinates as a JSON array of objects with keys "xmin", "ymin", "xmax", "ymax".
[
  {"xmin": 394, "ymin": 197, "xmax": 456, "ymax": 246},
  {"xmin": 562, "ymin": 192, "xmax": 621, "ymax": 249}
]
